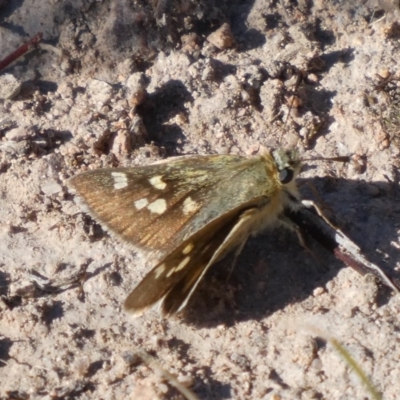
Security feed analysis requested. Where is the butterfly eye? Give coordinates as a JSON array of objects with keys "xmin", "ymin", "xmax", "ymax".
[{"xmin": 279, "ymin": 168, "xmax": 294, "ymax": 184}]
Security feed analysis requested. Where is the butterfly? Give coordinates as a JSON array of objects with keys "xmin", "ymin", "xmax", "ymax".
[{"xmin": 68, "ymin": 146, "xmax": 310, "ymax": 317}]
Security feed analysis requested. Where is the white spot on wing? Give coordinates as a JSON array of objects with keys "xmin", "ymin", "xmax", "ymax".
[
  {"xmin": 111, "ymin": 172, "xmax": 128, "ymax": 189},
  {"xmin": 166, "ymin": 267, "xmax": 176, "ymax": 277},
  {"xmin": 183, "ymin": 196, "xmax": 198, "ymax": 215},
  {"xmin": 147, "ymin": 198, "xmax": 167, "ymax": 214},
  {"xmin": 154, "ymin": 263, "xmax": 166, "ymax": 278},
  {"xmin": 134, "ymin": 198, "xmax": 149, "ymax": 210},
  {"xmin": 149, "ymin": 175, "xmax": 167, "ymax": 190},
  {"xmin": 165, "ymin": 257, "xmax": 190, "ymax": 277},
  {"xmin": 175, "ymin": 256, "xmax": 190, "ymax": 272},
  {"xmin": 182, "ymin": 242, "xmax": 194, "ymax": 255}
]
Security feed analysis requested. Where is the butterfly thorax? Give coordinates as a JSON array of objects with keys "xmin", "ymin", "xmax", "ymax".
[{"xmin": 244, "ymin": 148, "xmax": 302, "ymax": 237}]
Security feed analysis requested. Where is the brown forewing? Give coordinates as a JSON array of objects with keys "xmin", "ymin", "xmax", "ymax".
[{"xmin": 68, "ymin": 154, "xmax": 276, "ymax": 258}]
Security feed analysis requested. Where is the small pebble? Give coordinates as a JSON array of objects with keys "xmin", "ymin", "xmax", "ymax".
[
  {"xmin": 313, "ymin": 287, "xmax": 325, "ymax": 296},
  {"xmin": 307, "ymin": 73, "xmax": 319, "ymax": 83},
  {"xmin": 125, "ymin": 72, "xmax": 148, "ymax": 106},
  {"xmin": 206, "ymin": 23, "xmax": 235, "ymax": 49},
  {"xmin": 378, "ymin": 68, "xmax": 390, "ymax": 79},
  {"xmin": 0, "ymin": 73, "xmax": 22, "ymax": 99},
  {"xmin": 41, "ymin": 180, "xmax": 63, "ymax": 195},
  {"xmin": 87, "ymin": 79, "xmax": 114, "ymax": 107},
  {"xmin": 177, "ymin": 374, "xmax": 194, "ymax": 388}
]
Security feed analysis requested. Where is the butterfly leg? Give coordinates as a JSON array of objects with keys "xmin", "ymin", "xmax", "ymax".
[
  {"xmin": 225, "ymin": 237, "xmax": 249, "ymax": 282},
  {"xmin": 279, "ymin": 214, "xmax": 323, "ymax": 267},
  {"xmin": 279, "ymin": 214, "xmax": 308, "ymax": 248},
  {"xmin": 301, "ymin": 199, "xmax": 340, "ymax": 230}
]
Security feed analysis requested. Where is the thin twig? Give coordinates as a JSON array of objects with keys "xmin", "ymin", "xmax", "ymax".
[
  {"xmin": 301, "ymin": 325, "xmax": 382, "ymax": 400},
  {"xmin": 288, "ymin": 205, "xmax": 400, "ymax": 294},
  {"xmin": 137, "ymin": 350, "xmax": 199, "ymax": 400},
  {"xmin": 330, "ymin": 338, "xmax": 382, "ymax": 400},
  {"xmin": 0, "ymin": 32, "xmax": 43, "ymax": 72}
]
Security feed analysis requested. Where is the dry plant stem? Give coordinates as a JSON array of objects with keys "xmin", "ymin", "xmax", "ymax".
[
  {"xmin": 323, "ymin": 223, "xmax": 400, "ymax": 293},
  {"xmin": 0, "ymin": 32, "xmax": 43, "ymax": 72},
  {"xmin": 289, "ymin": 203, "xmax": 400, "ymax": 294},
  {"xmin": 284, "ymin": 70, "xmax": 304, "ymax": 126},
  {"xmin": 330, "ymin": 338, "xmax": 382, "ymax": 400},
  {"xmin": 27, "ymin": 260, "xmax": 91, "ymax": 295},
  {"xmin": 137, "ymin": 351, "xmax": 199, "ymax": 400},
  {"xmin": 302, "ymin": 325, "xmax": 382, "ymax": 400},
  {"xmin": 38, "ymin": 43, "xmax": 62, "ymax": 57}
]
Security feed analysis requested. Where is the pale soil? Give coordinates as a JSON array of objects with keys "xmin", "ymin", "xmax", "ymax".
[{"xmin": 1, "ymin": 1, "xmax": 400, "ymax": 399}]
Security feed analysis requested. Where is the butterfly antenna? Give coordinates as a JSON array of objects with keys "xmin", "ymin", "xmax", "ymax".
[{"xmin": 301, "ymin": 155, "xmax": 351, "ymax": 163}]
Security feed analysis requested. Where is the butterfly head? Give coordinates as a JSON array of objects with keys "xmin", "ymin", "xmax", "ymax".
[
  {"xmin": 270, "ymin": 148, "xmax": 350, "ymax": 185},
  {"xmin": 271, "ymin": 148, "xmax": 302, "ymax": 185}
]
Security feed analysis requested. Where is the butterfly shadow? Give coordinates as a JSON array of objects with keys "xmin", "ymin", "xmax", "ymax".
[
  {"xmin": 136, "ymin": 79, "xmax": 193, "ymax": 152},
  {"xmin": 184, "ymin": 176, "xmax": 400, "ymax": 327}
]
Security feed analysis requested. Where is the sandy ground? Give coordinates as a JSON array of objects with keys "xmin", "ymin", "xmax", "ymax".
[{"xmin": 1, "ymin": 0, "xmax": 400, "ymax": 399}]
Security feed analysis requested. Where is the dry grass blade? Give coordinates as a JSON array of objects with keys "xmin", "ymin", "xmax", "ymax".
[{"xmin": 137, "ymin": 350, "xmax": 199, "ymax": 400}]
